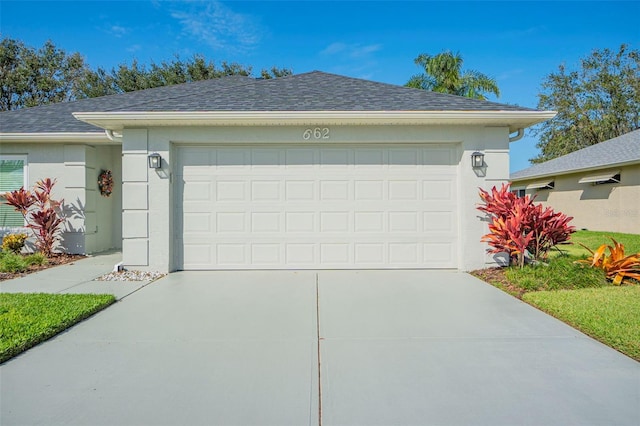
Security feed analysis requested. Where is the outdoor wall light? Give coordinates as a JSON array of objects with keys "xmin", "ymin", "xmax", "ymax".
[
  {"xmin": 471, "ymin": 151, "xmax": 485, "ymax": 168},
  {"xmin": 148, "ymin": 153, "xmax": 162, "ymax": 169}
]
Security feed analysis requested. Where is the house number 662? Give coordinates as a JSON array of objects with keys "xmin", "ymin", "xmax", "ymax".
[{"xmin": 302, "ymin": 127, "xmax": 330, "ymax": 140}]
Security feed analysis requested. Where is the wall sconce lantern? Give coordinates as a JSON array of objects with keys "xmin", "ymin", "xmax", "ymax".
[
  {"xmin": 148, "ymin": 153, "xmax": 162, "ymax": 169},
  {"xmin": 471, "ymin": 151, "xmax": 485, "ymax": 168}
]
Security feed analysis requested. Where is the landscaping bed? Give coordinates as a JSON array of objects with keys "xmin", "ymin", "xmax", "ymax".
[
  {"xmin": 472, "ymin": 230, "xmax": 640, "ymax": 361},
  {"xmin": 0, "ymin": 252, "xmax": 86, "ymax": 282}
]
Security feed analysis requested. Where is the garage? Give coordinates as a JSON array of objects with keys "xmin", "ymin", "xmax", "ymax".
[
  {"xmin": 70, "ymin": 71, "xmax": 554, "ymax": 272},
  {"xmin": 176, "ymin": 144, "xmax": 459, "ymax": 270}
]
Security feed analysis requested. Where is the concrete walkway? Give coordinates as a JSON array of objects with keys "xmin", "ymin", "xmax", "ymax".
[
  {"xmin": 1, "ymin": 269, "xmax": 639, "ymax": 425},
  {"xmin": 0, "ymin": 250, "xmax": 153, "ymax": 300}
]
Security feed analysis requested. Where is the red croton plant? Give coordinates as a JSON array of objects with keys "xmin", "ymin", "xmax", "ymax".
[
  {"xmin": 477, "ymin": 183, "xmax": 575, "ymax": 267},
  {"xmin": 3, "ymin": 178, "xmax": 65, "ymax": 257}
]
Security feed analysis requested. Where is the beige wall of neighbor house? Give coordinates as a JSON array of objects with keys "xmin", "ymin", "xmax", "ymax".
[
  {"xmin": 0, "ymin": 143, "xmax": 122, "ymax": 254},
  {"xmin": 513, "ymin": 164, "xmax": 640, "ymax": 234},
  {"xmin": 121, "ymin": 125, "xmax": 511, "ymax": 273}
]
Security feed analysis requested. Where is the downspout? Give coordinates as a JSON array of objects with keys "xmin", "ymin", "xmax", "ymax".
[
  {"xmin": 509, "ymin": 128, "xmax": 524, "ymax": 142},
  {"xmin": 104, "ymin": 129, "xmax": 123, "ymax": 141}
]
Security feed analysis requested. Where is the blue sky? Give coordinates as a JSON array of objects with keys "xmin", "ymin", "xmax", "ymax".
[{"xmin": 1, "ymin": 0, "xmax": 638, "ymax": 172}]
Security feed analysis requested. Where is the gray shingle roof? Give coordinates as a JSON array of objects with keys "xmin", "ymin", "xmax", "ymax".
[
  {"xmin": 1, "ymin": 71, "xmax": 538, "ymax": 134},
  {"xmin": 511, "ymin": 129, "xmax": 640, "ymax": 180},
  {"xmin": 0, "ymin": 75, "xmax": 252, "ymax": 133}
]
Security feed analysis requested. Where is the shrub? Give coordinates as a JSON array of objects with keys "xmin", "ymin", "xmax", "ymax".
[
  {"xmin": 478, "ymin": 183, "xmax": 575, "ymax": 267},
  {"xmin": 0, "ymin": 251, "xmax": 28, "ymax": 273},
  {"xmin": 1, "ymin": 233, "xmax": 28, "ymax": 253},
  {"xmin": 3, "ymin": 178, "xmax": 65, "ymax": 257},
  {"xmin": 576, "ymin": 238, "xmax": 640, "ymax": 285},
  {"xmin": 24, "ymin": 252, "xmax": 47, "ymax": 266}
]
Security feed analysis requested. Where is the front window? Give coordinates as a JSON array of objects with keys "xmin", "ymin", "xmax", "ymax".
[
  {"xmin": 511, "ymin": 188, "xmax": 526, "ymax": 198},
  {"xmin": 0, "ymin": 156, "xmax": 28, "ymax": 227}
]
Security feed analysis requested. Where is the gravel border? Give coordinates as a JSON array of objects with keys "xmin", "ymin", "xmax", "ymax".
[{"xmin": 94, "ymin": 270, "xmax": 166, "ymax": 282}]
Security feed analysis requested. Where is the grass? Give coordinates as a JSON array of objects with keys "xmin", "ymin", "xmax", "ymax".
[
  {"xmin": 505, "ymin": 255, "xmax": 608, "ymax": 292},
  {"xmin": 0, "ymin": 293, "xmax": 115, "ymax": 363},
  {"xmin": 524, "ymin": 286, "xmax": 640, "ymax": 361},
  {"xmin": 473, "ymin": 230, "xmax": 640, "ymax": 361},
  {"xmin": 555, "ymin": 230, "xmax": 640, "ymax": 258}
]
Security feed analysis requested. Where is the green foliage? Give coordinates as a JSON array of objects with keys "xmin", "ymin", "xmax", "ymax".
[
  {"xmin": 533, "ymin": 44, "xmax": 640, "ymax": 163},
  {"xmin": 505, "ymin": 255, "xmax": 608, "ymax": 291},
  {"xmin": 524, "ymin": 287, "xmax": 640, "ymax": 361},
  {"xmin": 0, "ymin": 251, "xmax": 47, "ymax": 273},
  {"xmin": 1, "ymin": 233, "xmax": 28, "ymax": 253},
  {"xmin": 76, "ymin": 55, "xmax": 292, "ymax": 97},
  {"xmin": 0, "ymin": 251, "xmax": 28, "ymax": 273},
  {"xmin": 562, "ymin": 230, "xmax": 640, "ymax": 257},
  {"xmin": 0, "ymin": 293, "xmax": 115, "ymax": 363},
  {"xmin": 0, "ymin": 37, "xmax": 88, "ymax": 111},
  {"xmin": 23, "ymin": 252, "xmax": 47, "ymax": 266},
  {"xmin": 1, "ymin": 37, "xmax": 293, "ymax": 108},
  {"xmin": 406, "ymin": 50, "xmax": 500, "ymax": 100}
]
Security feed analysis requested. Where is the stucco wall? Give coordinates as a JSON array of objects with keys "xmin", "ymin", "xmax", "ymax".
[
  {"xmin": 0, "ymin": 143, "xmax": 122, "ymax": 254},
  {"xmin": 513, "ymin": 164, "xmax": 640, "ymax": 234},
  {"xmin": 121, "ymin": 125, "xmax": 511, "ymax": 272}
]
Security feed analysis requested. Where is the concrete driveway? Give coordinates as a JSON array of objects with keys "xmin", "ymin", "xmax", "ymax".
[{"xmin": 1, "ymin": 270, "xmax": 639, "ymax": 425}]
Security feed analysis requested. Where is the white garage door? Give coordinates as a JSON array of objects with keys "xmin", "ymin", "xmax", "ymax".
[{"xmin": 176, "ymin": 145, "xmax": 458, "ymax": 270}]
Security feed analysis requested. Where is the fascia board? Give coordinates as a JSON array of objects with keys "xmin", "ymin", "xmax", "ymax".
[
  {"xmin": 0, "ymin": 132, "xmax": 114, "ymax": 144},
  {"xmin": 73, "ymin": 110, "xmax": 557, "ymax": 132},
  {"xmin": 510, "ymin": 160, "xmax": 640, "ymax": 182}
]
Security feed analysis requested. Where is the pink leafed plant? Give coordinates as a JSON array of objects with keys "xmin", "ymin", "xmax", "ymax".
[
  {"xmin": 478, "ymin": 183, "xmax": 575, "ymax": 267},
  {"xmin": 3, "ymin": 178, "xmax": 65, "ymax": 257}
]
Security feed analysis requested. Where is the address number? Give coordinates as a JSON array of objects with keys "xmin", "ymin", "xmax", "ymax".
[{"xmin": 303, "ymin": 127, "xmax": 330, "ymax": 140}]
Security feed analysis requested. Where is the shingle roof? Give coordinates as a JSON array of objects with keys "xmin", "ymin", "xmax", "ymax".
[
  {"xmin": 511, "ymin": 129, "xmax": 640, "ymax": 180},
  {"xmin": 0, "ymin": 75, "xmax": 252, "ymax": 133},
  {"xmin": 1, "ymin": 71, "xmax": 538, "ymax": 134}
]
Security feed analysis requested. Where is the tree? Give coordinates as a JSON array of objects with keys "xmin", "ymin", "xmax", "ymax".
[
  {"xmin": 1, "ymin": 37, "xmax": 294, "ymax": 109},
  {"xmin": 76, "ymin": 56, "xmax": 293, "ymax": 97},
  {"xmin": 406, "ymin": 50, "xmax": 500, "ymax": 100},
  {"xmin": 0, "ymin": 37, "xmax": 88, "ymax": 110},
  {"xmin": 532, "ymin": 44, "xmax": 640, "ymax": 163}
]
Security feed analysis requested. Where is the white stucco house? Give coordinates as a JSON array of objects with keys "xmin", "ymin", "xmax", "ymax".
[
  {"xmin": 511, "ymin": 129, "xmax": 640, "ymax": 234},
  {"xmin": 0, "ymin": 71, "xmax": 554, "ymax": 272}
]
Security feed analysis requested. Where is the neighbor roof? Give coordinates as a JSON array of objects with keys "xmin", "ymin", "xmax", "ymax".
[
  {"xmin": 511, "ymin": 129, "xmax": 640, "ymax": 180},
  {"xmin": 1, "ymin": 71, "xmax": 537, "ymax": 134}
]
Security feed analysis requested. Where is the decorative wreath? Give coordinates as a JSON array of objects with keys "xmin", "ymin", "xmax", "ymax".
[{"xmin": 98, "ymin": 170, "xmax": 114, "ymax": 197}]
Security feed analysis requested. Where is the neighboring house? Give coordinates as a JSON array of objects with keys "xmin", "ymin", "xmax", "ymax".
[
  {"xmin": 511, "ymin": 129, "xmax": 640, "ymax": 234},
  {"xmin": 1, "ymin": 71, "xmax": 553, "ymax": 272}
]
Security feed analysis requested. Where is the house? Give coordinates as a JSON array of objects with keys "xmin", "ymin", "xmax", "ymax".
[
  {"xmin": 0, "ymin": 71, "xmax": 554, "ymax": 272},
  {"xmin": 510, "ymin": 129, "xmax": 640, "ymax": 234}
]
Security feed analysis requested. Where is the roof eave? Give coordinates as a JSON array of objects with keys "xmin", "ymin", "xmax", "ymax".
[
  {"xmin": 510, "ymin": 159, "xmax": 640, "ymax": 182},
  {"xmin": 0, "ymin": 132, "xmax": 114, "ymax": 144},
  {"xmin": 73, "ymin": 110, "xmax": 556, "ymax": 133}
]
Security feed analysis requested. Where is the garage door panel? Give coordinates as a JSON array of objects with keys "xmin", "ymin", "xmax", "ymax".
[
  {"xmin": 251, "ymin": 212, "xmax": 281, "ymax": 232},
  {"xmin": 354, "ymin": 180, "xmax": 384, "ymax": 200},
  {"xmin": 177, "ymin": 145, "xmax": 459, "ymax": 270},
  {"xmin": 424, "ymin": 242, "xmax": 456, "ymax": 267},
  {"xmin": 423, "ymin": 212, "xmax": 455, "ymax": 232},
  {"xmin": 285, "ymin": 181, "xmax": 315, "ymax": 200},
  {"xmin": 251, "ymin": 181, "xmax": 281, "ymax": 201}
]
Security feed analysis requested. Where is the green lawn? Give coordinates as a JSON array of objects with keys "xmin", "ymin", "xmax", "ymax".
[
  {"xmin": 0, "ymin": 293, "xmax": 115, "ymax": 363},
  {"xmin": 524, "ymin": 286, "xmax": 640, "ymax": 361},
  {"xmin": 556, "ymin": 230, "xmax": 640, "ymax": 258}
]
